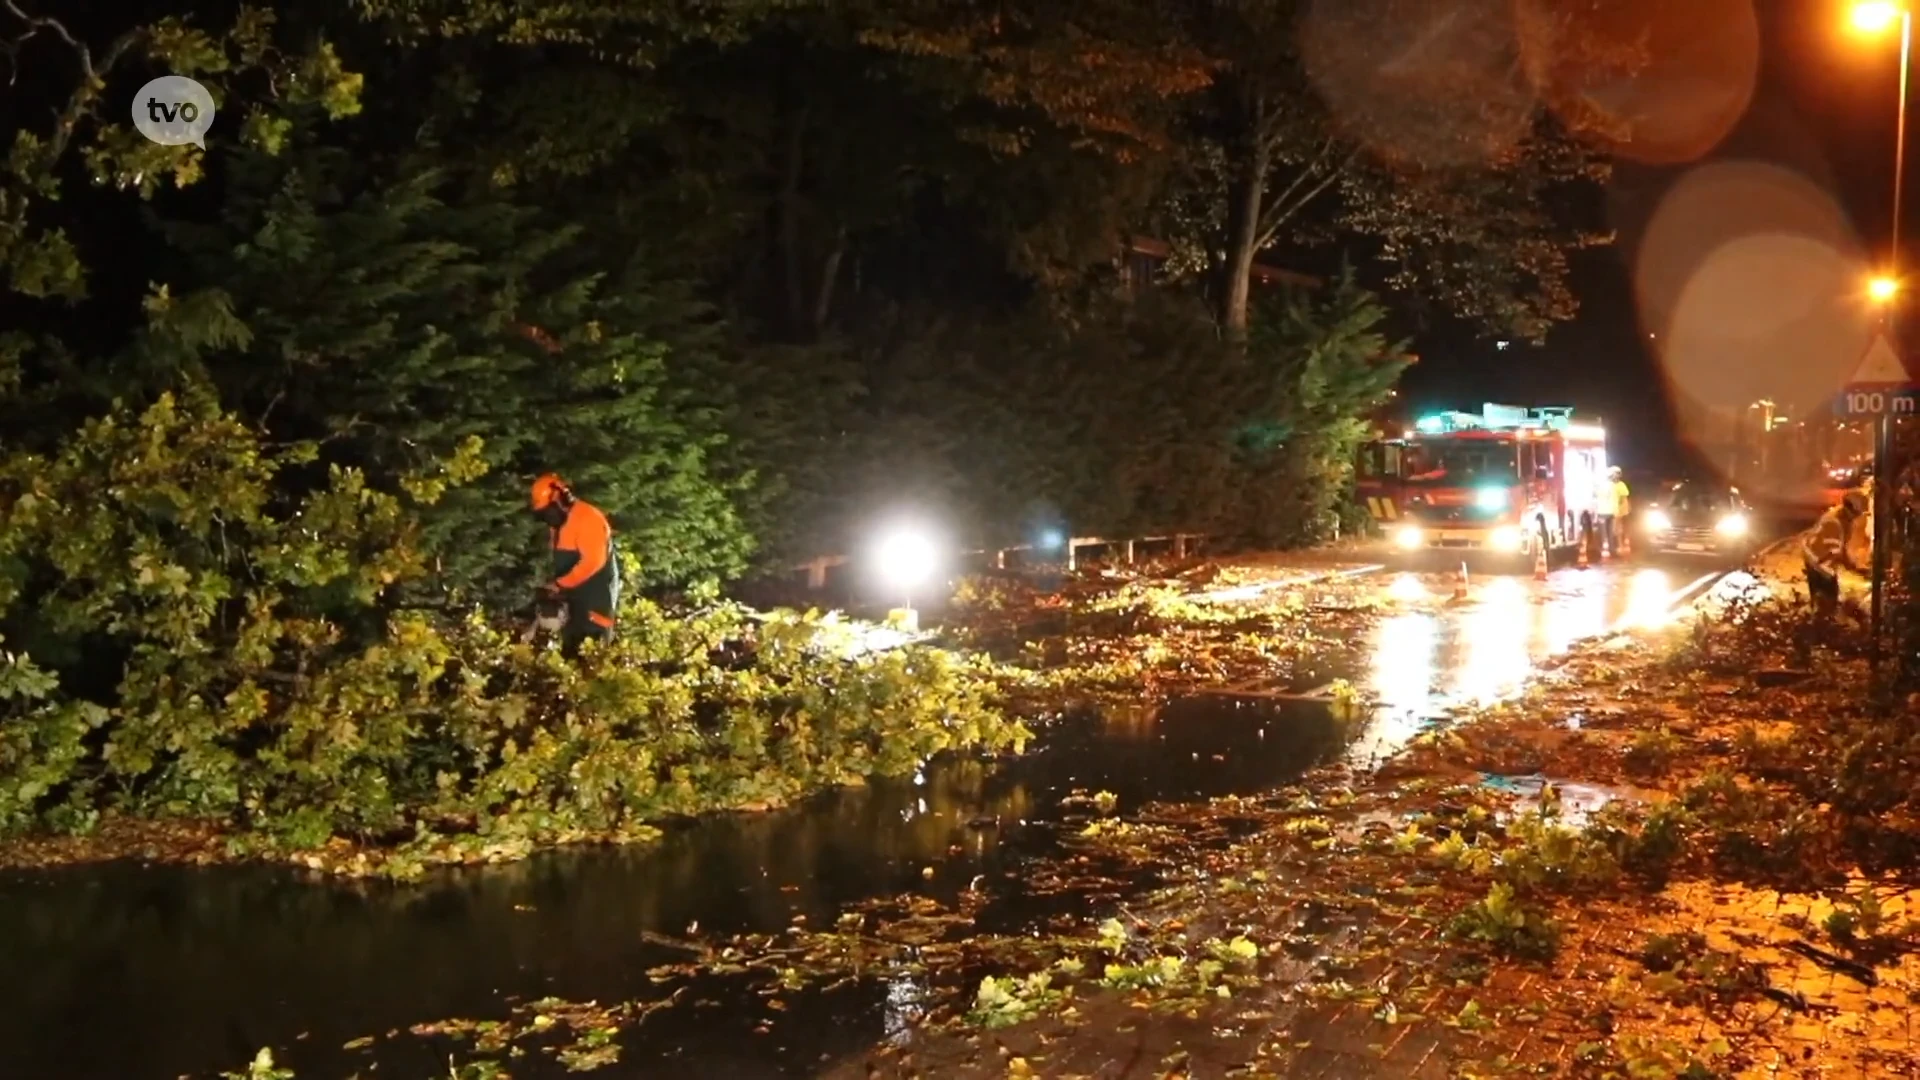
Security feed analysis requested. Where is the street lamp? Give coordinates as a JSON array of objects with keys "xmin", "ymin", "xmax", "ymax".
[
  {"xmin": 1848, "ymin": 1, "xmax": 1912, "ymax": 673},
  {"xmin": 1856, "ymin": 0, "xmax": 1903, "ymax": 33}
]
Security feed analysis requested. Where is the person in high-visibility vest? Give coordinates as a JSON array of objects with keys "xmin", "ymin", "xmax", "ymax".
[
  {"xmin": 1595, "ymin": 467, "xmax": 1628, "ymax": 557},
  {"xmin": 1804, "ymin": 486, "xmax": 1867, "ymax": 623},
  {"xmin": 529, "ymin": 473, "xmax": 620, "ymax": 657}
]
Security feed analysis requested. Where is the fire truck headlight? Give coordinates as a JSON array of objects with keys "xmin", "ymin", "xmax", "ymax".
[
  {"xmin": 1715, "ymin": 513, "xmax": 1749, "ymax": 538},
  {"xmin": 1475, "ymin": 486, "xmax": 1509, "ymax": 511},
  {"xmin": 1393, "ymin": 524, "xmax": 1425, "ymax": 551},
  {"xmin": 1644, "ymin": 509, "xmax": 1671, "ymax": 533},
  {"xmin": 1489, "ymin": 526, "xmax": 1523, "ymax": 552}
]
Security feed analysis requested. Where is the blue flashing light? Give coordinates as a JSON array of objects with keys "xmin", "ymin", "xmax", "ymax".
[{"xmin": 1475, "ymin": 486, "xmax": 1509, "ymax": 511}]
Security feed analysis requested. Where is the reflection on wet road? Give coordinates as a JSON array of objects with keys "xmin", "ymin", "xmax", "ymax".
[
  {"xmin": 1349, "ymin": 559, "xmax": 1732, "ymax": 764},
  {"xmin": 0, "ymin": 554, "xmax": 1736, "ymax": 1080}
]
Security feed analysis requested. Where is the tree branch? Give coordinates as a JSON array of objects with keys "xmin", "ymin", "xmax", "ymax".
[
  {"xmin": 2, "ymin": 2, "xmax": 148, "ymax": 175},
  {"xmin": 1254, "ymin": 141, "xmax": 1354, "ymax": 250},
  {"xmin": 1252, "ymin": 99, "xmax": 1290, "ymax": 156},
  {"xmin": 1, "ymin": 0, "xmax": 82, "ymax": 56},
  {"xmin": 1258, "ymin": 138, "xmax": 1337, "ymax": 231}
]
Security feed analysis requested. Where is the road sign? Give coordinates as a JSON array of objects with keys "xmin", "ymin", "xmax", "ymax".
[
  {"xmin": 1837, "ymin": 387, "xmax": 1919, "ymax": 416},
  {"xmin": 1834, "ymin": 334, "xmax": 1918, "ymax": 416}
]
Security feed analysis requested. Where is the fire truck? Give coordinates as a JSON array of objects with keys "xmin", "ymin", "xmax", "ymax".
[{"xmin": 1355, "ymin": 404, "xmax": 1610, "ymax": 560}]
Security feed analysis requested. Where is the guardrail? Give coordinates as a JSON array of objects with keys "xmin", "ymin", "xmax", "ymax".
[{"xmin": 792, "ymin": 533, "xmax": 1207, "ymax": 589}]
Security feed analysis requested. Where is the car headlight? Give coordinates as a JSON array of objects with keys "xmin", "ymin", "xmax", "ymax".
[
  {"xmin": 1715, "ymin": 513, "xmax": 1748, "ymax": 537},
  {"xmin": 1394, "ymin": 524, "xmax": 1424, "ymax": 550},
  {"xmin": 1475, "ymin": 486, "xmax": 1509, "ymax": 511},
  {"xmin": 1489, "ymin": 526, "xmax": 1523, "ymax": 552},
  {"xmin": 1643, "ymin": 509, "xmax": 1671, "ymax": 532}
]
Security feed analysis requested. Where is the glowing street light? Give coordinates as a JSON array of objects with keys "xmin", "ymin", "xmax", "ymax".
[
  {"xmin": 1855, "ymin": 0, "xmax": 1902, "ymax": 33},
  {"xmin": 1870, "ymin": 274, "xmax": 1900, "ymax": 303}
]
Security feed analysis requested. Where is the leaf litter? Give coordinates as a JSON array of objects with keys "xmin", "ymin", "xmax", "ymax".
[{"xmin": 220, "ymin": 559, "xmax": 1920, "ymax": 1077}]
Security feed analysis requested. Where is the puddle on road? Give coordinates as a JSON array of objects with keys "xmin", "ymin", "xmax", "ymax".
[
  {"xmin": 1478, "ymin": 773, "xmax": 1644, "ymax": 827},
  {"xmin": 0, "ymin": 696, "xmax": 1352, "ymax": 1080}
]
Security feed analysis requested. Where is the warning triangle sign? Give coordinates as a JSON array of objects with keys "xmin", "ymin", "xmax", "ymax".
[{"xmin": 1848, "ymin": 334, "xmax": 1912, "ymax": 387}]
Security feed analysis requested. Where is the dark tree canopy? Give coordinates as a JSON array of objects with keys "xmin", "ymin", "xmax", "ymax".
[{"xmin": 0, "ymin": 0, "xmax": 1598, "ymax": 853}]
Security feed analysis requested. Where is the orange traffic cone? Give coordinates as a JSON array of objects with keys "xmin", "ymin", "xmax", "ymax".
[
  {"xmin": 1576, "ymin": 526, "xmax": 1590, "ymax": 569},
  {"xmin": 1533, "ymin": 536, "xmax": 1549, "ymax": 581},
  {"xmin": 1452, "ymin": 561, "xmax": 1469, "ymax": 600}
]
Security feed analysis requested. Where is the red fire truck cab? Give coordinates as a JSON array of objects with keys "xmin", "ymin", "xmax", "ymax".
[{"xmin": 1356, "ymin": 404, "xmax": 1609, "ymax": 560}]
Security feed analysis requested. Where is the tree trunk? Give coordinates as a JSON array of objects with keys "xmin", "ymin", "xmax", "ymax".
[
  {"xmin": 812, "ymin": 225, "xmax": 847, "ymax": 334},
  {"xmin": 1219, "ymin": 112, "xmax": 1272, "ymax": 339},
  {"xmin": 779, "ymin": 104, "xmax": 810, "ymax": 338}
]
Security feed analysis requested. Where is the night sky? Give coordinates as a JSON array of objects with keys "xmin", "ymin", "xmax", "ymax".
[{"xmin": 1400, "ymin": 0, "xmax": 1904, "ymax": 474}]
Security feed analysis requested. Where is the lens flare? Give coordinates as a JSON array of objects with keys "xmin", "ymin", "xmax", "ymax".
[
  {"xmin": 1635, "ymin": 161, "xmax": 1873, "ymax": 498},
  {"xmin": 1300, "ymin": 0, "xmax": 1537, "ymax": 167}
]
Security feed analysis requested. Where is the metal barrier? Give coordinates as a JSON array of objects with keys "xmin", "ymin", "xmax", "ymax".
[{"xmin": 792, "ymin": 533, "xmax": 1206, "ymax": 589}]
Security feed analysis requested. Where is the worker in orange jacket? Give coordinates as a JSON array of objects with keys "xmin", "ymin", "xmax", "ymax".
[{"xmin": 529, "ymin": 474, "xmax": 620, "ymax": 657}]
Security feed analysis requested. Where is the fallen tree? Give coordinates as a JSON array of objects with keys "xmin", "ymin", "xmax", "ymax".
[{"xmin": 0, "ymin": 388, "xmax": 1024, "ymax": 879}]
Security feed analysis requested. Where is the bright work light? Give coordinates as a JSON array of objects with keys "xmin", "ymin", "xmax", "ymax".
[{"xmin": 873, "ymin": 523, "xmax": 939, "ymax": 593}]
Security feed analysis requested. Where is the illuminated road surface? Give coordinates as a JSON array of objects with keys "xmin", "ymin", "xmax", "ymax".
[{"xmin": 1346, "ymin": 558, "xmax": 1736, "ymax": 764}]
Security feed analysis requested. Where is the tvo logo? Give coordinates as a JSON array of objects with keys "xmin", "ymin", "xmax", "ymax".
[{"xmin": 131, "ymin": 75, "xmax": 216, "ymax": 149}]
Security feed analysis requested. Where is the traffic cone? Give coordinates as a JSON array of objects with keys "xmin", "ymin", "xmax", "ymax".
[
  {"xmin": 1452, "ymin": 561, "xmax": 1469, "ymax": 600},
  {"xmin": 1533, "ymin": 536, "xmax": 1549, "ymax": 581},
  {"xmin": 1576, "ymin": 526, "xmax": 1590, "ymax": 569}
]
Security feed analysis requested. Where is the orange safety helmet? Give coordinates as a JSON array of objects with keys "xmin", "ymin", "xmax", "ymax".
[{"xmin": 529, "ymin": 473, "xmax": 573, "ymax": 511}]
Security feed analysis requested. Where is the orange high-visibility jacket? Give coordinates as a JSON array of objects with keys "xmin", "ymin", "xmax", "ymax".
[{"xmin": 550, "ymin": 499, "xmax": 619, "ymax": 629}]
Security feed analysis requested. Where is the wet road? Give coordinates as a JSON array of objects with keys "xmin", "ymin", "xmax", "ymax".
[
  {"xmin": 0, "ymin": 553, "xmax": 1740, "ymax": 1079},
  {"xmin": 1344, "ymin": 555, "xmax": 1738, "ymax": 763}
]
